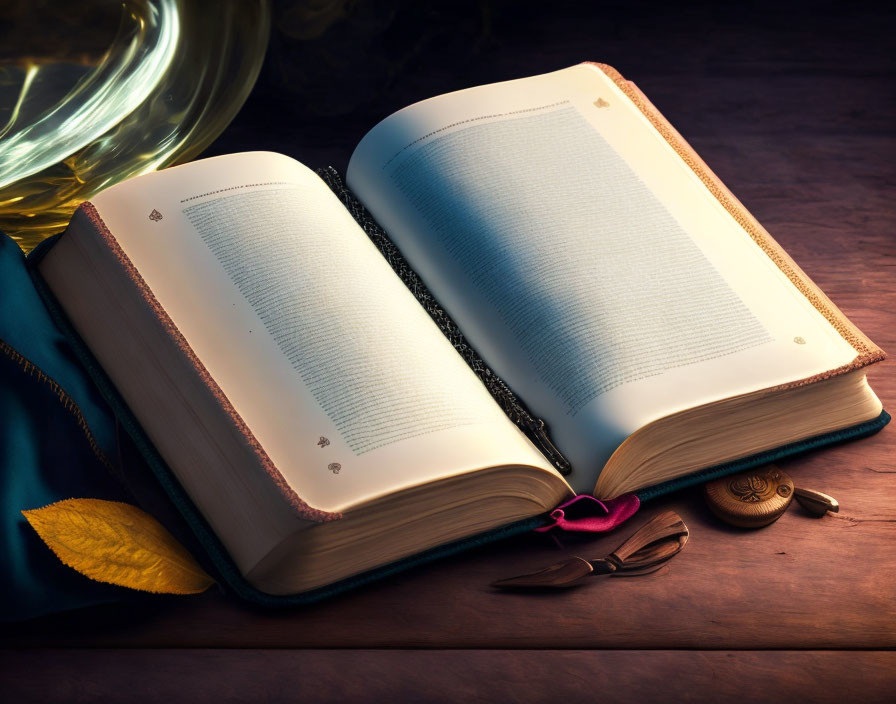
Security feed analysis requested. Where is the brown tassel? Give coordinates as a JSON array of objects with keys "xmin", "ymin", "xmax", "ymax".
[
  {"xmin": 491, "ymin": 510, "xmax": 688, "ymax": 589},
  {"xmin": 607, "ymin": 510, "xmax": 689, "ymax": 575}
]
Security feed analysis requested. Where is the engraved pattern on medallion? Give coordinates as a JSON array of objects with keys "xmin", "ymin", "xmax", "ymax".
[
  {"xmin": 328, "ymin": 462, "xmax": 341, "ymax": 474},
  {"xmin": 728, "ymin": 475, "xmax": 770, "ymax": 503},
  {"xmin": 148, "ymin": 209, "xmax": 163, "ymax": 221}
]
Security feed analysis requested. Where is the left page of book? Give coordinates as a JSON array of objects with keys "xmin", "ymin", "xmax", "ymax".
[{"xmin": 47, "ymin": 152, "xmax": 557, "ymax": 520}]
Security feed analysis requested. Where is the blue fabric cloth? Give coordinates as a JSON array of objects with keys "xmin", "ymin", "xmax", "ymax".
[{"xmin": 0, "ymin": 232, "xmax": 135, "ymax": 621}]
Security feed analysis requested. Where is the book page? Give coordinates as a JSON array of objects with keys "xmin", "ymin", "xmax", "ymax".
[
  {"xmin": 347, "ymin": 64, "xmax": 859, "ymax": 494},
  {"xmin": 88, "ymin": 152, "xmax": 557, "ymax": 511}
]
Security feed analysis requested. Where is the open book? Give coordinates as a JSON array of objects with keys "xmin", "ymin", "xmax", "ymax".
[{"xmin": 37, "ymin": 63, "xmax": 886, "ymax": 596}]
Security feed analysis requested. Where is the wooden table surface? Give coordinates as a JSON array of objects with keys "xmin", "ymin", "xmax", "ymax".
[{"xmin": 2, "ymin": 2, "xmax": 894, "ymax": 702}]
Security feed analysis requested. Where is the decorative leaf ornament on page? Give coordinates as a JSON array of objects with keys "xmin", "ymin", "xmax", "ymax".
[{"xmin": 22, "ymin": 499, "xmax": 214, "ymax": 594}]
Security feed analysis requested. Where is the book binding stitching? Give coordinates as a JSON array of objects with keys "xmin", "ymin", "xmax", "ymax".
[{"xmin": 317, "ymin": 166, "xmax": 572, "ymax": 475}]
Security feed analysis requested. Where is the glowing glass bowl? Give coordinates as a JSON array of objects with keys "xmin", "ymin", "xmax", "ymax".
[{"xmin": 0, "ymin": 0, "xmax": 270, "ymax": 251}]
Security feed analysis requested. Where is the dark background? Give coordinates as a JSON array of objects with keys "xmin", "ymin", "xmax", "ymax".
[
  {"xmin": 2, "ymin": 4, "xmax": 896, "ymax": 700},
  {"xmin": 205, "ymin": 0, "xmax": 895, "ymax": 187}
]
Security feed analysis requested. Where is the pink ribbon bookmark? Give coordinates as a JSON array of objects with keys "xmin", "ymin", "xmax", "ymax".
[{"xmin": 534, "ymin": 493, "xmax": 640, "ymax": 533}]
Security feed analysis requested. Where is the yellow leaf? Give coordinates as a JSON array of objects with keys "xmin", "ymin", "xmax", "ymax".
[{"xmin": 22, "ymin": 498, "xmax": 214, "ymax": 595}]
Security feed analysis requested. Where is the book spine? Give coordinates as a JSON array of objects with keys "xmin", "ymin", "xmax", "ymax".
[{"xmin": 317, "ymin": 167, "xmax": 572, "ymax": 476}]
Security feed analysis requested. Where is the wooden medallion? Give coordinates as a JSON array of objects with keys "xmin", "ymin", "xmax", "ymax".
[{"xmin": 704, "ymin": 465, "xmax": 794, "ymax": 528}]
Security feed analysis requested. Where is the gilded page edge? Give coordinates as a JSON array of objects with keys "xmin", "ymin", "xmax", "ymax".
[
  {"xmin": 77, "ymin": 201, "xmax": 341, "ymax": 523},
  {"xmin": 587, "ymin": 62, "xmax": 886, "ymax": 391}
]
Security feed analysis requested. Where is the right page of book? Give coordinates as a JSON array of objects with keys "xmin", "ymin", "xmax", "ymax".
[{"xmin": 347, "ymin": 63, "xmax": 863, "ymax": 494}]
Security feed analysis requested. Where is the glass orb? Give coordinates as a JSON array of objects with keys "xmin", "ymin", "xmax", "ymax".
[{"xmin": 0, "ymin": 0, "xmax": 271, "ymax": 252}]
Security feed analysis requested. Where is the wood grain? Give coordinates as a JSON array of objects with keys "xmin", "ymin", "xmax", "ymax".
[
  {"xmin": 2, "ymin": 650, "xmax": 895, "ymax": 704},
  {"xmin": 4, "ymin": 443, "xmax": 893, "ymax": 649}
]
